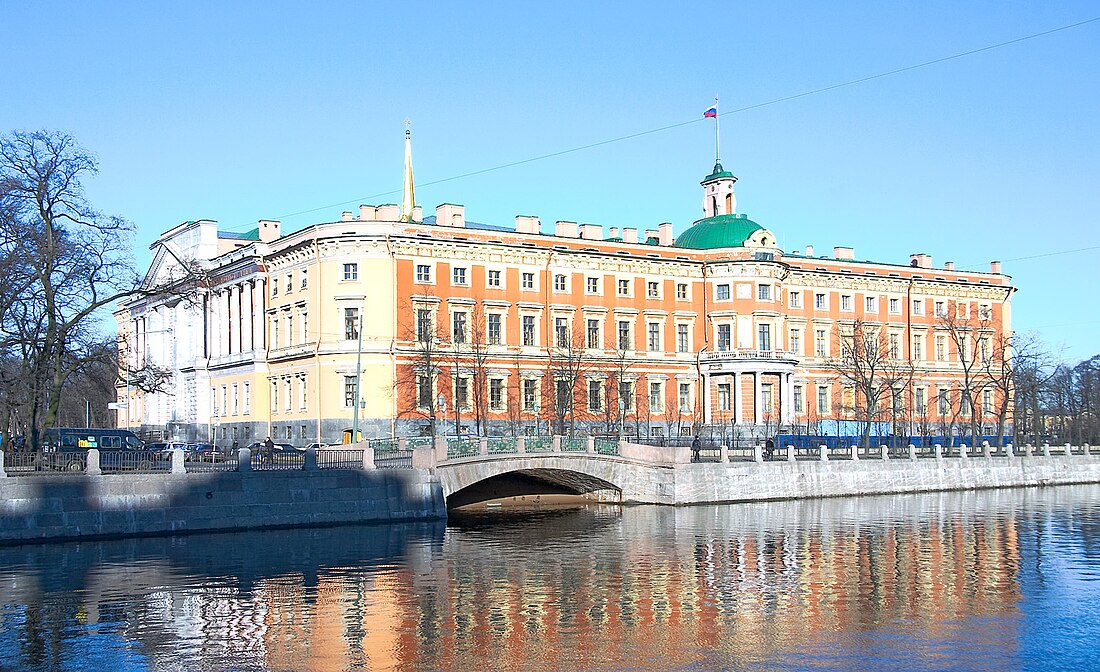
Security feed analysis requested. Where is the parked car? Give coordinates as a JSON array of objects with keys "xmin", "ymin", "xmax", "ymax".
[
  {"xmin": 247, "ymin": 441, "xmax": 303, "ymax": 464},
  {"xmin": 184, "ymin": 443, "xmax": 225, "ymax": 462}
]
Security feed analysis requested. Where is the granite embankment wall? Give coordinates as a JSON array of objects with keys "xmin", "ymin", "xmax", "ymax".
[
  {"xmin": 0, "ymin": 467, "xmax": 446, "ymax": 545},
  {"xmin": 670, "ymin": 453, "xmax": 1100, "ymax": 505}
]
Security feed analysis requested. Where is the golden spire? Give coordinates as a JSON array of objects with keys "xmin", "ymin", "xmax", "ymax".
[{"xmin": 400, "ymin": 118, "xmax": 416, "ymax": 222}]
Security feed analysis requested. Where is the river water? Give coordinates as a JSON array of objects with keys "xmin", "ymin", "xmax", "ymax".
[{"xmin": 1, "ymin": 486, "xmax": 1098, "ymax": 672}]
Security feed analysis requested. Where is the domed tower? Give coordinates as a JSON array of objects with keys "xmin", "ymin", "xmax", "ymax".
[{"xmin": 701, "ymin": 162, "xmax": 737, "ymax": 218}]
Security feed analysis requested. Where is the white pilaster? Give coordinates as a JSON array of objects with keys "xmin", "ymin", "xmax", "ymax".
[{"xmin": 753, "ymin": 373, "xmax": 762, "ymax": 425}]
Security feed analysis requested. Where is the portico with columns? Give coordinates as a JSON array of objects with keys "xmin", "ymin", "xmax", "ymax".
[{"xmin": 700, "ymin": 351, "xmax": 798, "ymax": 427}]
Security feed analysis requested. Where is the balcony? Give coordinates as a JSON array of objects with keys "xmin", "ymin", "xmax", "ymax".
[{"xmin": 701, "ymin": 349, "xmax": 799, "ymax": 363}]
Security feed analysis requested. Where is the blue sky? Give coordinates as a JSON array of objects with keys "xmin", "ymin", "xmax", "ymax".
[{"xmin": 2, "ymin": 2, "xmax": 1098, "ymax": 360}]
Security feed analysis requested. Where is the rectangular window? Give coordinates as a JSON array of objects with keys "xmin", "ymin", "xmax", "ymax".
[
  {"xmin": 983, "ymin": 389, "xmax": 993, "ymax": 415},
  {"xmin": 555, "ymin": 380, "xmax": 571, "ymax": 415},
  {"xmin": 452, "ymin": 312, "xmax": 467, "ymax": 344},
  {"xmin": 489, "ymin": 379, "xmax": 504, "ymax": 411},
  {"xmin": 619, "ymin": 381, "xmax": 634, "ymax": 412},
  {"xmin": 286, "ymin": 312, "xmax": 294, "ymax": 346},
  {"xmin": 677, "ymin": 324, "xmax": 689, "ymax": 353},
  {"xmin": 418, "ymin": 375, "xmax": 433, "ymax": 409},
  {"xmin": 271, "ymin": 282, "xmax": 278, "ymax": 297},
  {"xmin": 815, "ymin": 293, "xmax": 827, "ymax": 309},
  {"xmin": 221, "ymin": 386, "xmax": 228, "ymax": 417},
  {"xmin": 299, "ymin": 376, "xmax": 307, "ymax": 410},
  {"xmin": 488, "ymin": 313, "xmax": 502, "ymax": 345},
  {"xmin": 888, "ymin": 297, "xmax": 900, "ymax": 314},
  {"xmin": 456, "ymin": 377, "xmax": 469, "ymax": 410},
  {"xmin": 617, "ymin": 279, "xmax": 630, "ymax": 296},
  {"xmin": 757, "ymin": 284, "xmax": 771, "ymax": 301},
  {"xmin": 344, "ymin": 308, "xmax": 359, "ymax": 340},
  {"xmin": 840, "ymin": 295, "xmax": 853, "ymax": 311},
  {"xmin": 588, "ymin": 380, "xmax": 602, "ymax": 412},
  {"xmin": 487, "ymin": 269, "xmax": 501, "ymax": 287},
  {"xmin": 285, "ymin": 273, "xmax": 293, "ymax": 294},
  {"xmin": 522, "ymin": 315, "xmax": 536, "ymax": 346},
  {"xmin": 817, "ymin": 386, "xmax": 829, "ymax": 415},
  {"xmin": 649, "ymin": 382, "xmax": 662, "ymax": 412},
  {"xmin": 935, "ymin": 335, "xmax": 947, "ymax": 361},
  {"xmin": 757, "ymin": 324, "xmax": 772, "ymax": 351},
  {"xmin": 586, "ymin": 277, "xmax": 599, "ymax": 294},
  {"xmin": 961, "ymin": 394, "xmax": 971, "ymax": 416},
  {"xmin": 555, "ymin": 317, "xmax": 569, "ymax": 348},
  {"xmin": 979, "ymin": 303, "xmax": 992, "ymax": 320},
  {"xmin": 283, "ymin": 378, "xmax": 292, "ymax": 411},
  {"xmin": 717, "ymin": 383, "xmax": 731, "ymax": 411},
  {"xmin": 300, "ymin": 269, "xmax": 307, "ymax": 289},
  {"xmin": 935, "ymin": 301, "xmax": 946, "ymax": 317},
  {"xmin": 815, "ymin": 329, "xmax": 827, "ymax": 357},
  {"xmin": 889, "ymin": 333, "xmax": 900, "ymax": 359},
  {"xmin": 416, "ymin": 264, "xmax": 432, "ymax": 283},
  {"xmin": 272, "ymin": 316, "xmax": 279, "ymax": 348},
  {"xmin": 554, "ymin": 273, "xmax": 567, "ymax": 292},
  {"xmin": 523, "ymin": 379, "xmax": 537, "ymax": 410},
  {"xmin": 717, "ymin": 284, "xmax": 730, "ymax": 300},
  {"xmin": 300, "ymin": 310, "xmax": 308, "ymax": 343},
  {"xmin": 270, "ymin": 381, "xmax": 278, "ymax": 413},
  {"xmin": 789, "ymin": 329, "xmax": 802, "ymax": 355},
  {"xmin": 452, "ymin": 267, "xmax": 467, "ymax": 285},
  {"xmin": 912, "ymin": 299, "xmax": 924, "ymax": 316},
  {"xmin": 794, "ymin": 385, "xmax": 804, "ymax": 413},
  {"xmin": 679, "ymin": 383, "xmax": 691, "ymax": 412},
  {"xmin": 416, "ymin": 308, "xmax": 432, "ymax": 342},
  {"xmin": 618, "ymin": 320, "xmax": 631, "ymax": 350},
  {"xmin": 587, "ymin": 319, "xmax": 600, "ymax": 349},
  {"xmin": 760, "ymin": 383, "xmax": 773, "ymax": 413},
  {"xmin": 243, "ymin": 382, "xmax": 250, "ymax": 414},
  {"xmin": 232, "ymin": 384, "xmax": 239, "ymax": 415},
  {"xmin": 522, "ymin": 272, "xmax": 535, "ymax": 289},
  {"xmin": 980, "ymin": 337, "xmax": 991, "ymax": 363},
  {"xmin": 676, "ymin": 283, "xmax": 688, "ymax": 300},
  {"xmin": 789, "ymin": 291, "xmax": 802, "ymax": 309},
  {"xmin": 865, "ymin": 296, "xmax": 877, "ymax": 313},
  {"xmin": 343, "ymin": 263, "xmax": 358, "ymax": 281},
  {"xmin": 938, "ymin": 389, "xmax": 950, "ymax": 416},
  {"xmin": 915, "ymin": 388, "xmax": 927, "ymax": 414},
  {"xmin": 647, "ymin": 281, "xmax": 659, "ymax": 298},
  {"xmin": 647, "ymin": 322, "xmax": 660, "ymax": 351},
  {"xmin": 718, "ymin": 324, "xmax": 731, "ymax": 352},
  {"xmin": 913, "ymin": 334, "xmax": 924, "ymax": 360}
]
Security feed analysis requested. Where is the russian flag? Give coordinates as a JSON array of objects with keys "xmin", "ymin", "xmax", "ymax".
[{"xmin": 703, "ymin": 105, "xmax": 717, "ymax": 118}]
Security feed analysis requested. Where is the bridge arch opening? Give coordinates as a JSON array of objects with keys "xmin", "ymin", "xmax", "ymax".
[{"xmin": 447, "ymin": 468, "xmax": 621, "ymax": 510}]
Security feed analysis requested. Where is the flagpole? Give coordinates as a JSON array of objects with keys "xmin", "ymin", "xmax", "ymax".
[{"xmin": 714, "ymin": 96, "xmax": 720, "ymax": 164}]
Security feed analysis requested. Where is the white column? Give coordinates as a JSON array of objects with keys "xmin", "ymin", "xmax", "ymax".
[
  {"xmin": 779, "ymin": 373, "xmax": 792, "ymax": 425},
  {"xmin": 753, "ymin": 372, "xmax": 762, "ymax": 425},
  {"xmin": 733, "ymin": 372, "xmax": 743, "ymax": 423},
  {"xmin": 253, "ymin": 279, "xmax": 266, "ymax": 350},
  {"xmin": 245, "ymin": 280, "xmax": 256, "ymax": 352}
]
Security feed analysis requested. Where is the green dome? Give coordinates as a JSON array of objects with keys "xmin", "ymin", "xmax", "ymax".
[
  {"xmin": 701, "ymin": 162, "xmax": 736, "ymax": 184},
  {"xmin": 672, "ymin": 214, "xmax": 763, "ymax": 249}
]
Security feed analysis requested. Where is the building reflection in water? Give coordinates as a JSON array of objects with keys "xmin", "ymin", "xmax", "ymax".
[{"xmin": 2, "ymin": 487, "xmax": 1098, "ymax": 671}]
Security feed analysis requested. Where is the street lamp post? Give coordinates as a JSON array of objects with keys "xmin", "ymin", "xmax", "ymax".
[
  {"xmin": 351, "ymin": 304, "xmax": 365, "ymax": 443},
  {"xmin": 438, "ymin": 394, "xmax": 447, "ymax": 437},
  {"xmin": 532, "ymin": 401, "xmax": 540, "ymax": 436}
]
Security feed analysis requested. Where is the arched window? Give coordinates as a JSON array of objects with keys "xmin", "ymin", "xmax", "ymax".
[
  {"xmin": 710, "ymin": 196, "xmax": 717, "ymax": 215},
  {"xmin": 725, "ymin": 193, "xmax": 733, "ymax": 214}
]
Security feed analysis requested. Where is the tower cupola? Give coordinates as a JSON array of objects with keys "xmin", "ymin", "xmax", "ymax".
[{"xmin": 701, "ymin": 162, "xmax": 737, "ymax": 218}]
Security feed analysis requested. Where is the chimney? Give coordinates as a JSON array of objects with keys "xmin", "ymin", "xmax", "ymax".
[
  {"xmin": 644, "ymin": 229, "xmax": 658, "ymax": 244},
  {"xmin": 910, "ymin": 253, "xmax": 932, "ymax": 268},
  {"xmin": 944, "ymin": 261, "xmax": 955, "ymax": 271},
  {"xmin": 609, "ymin": 227, "xmax": 619, "ymax": 239},
  {"xmin": 579, "ymin": 223, "xmax": 603, "ymax": 240},
  {"xmin": 436, "ymin": 203, "xmax": 465, "ymax": 228},
  {"xmin": 834, "ymin": 246, "xmax": 854, "ymax": 260},
  {"xmin": 341, "ymin": 211, "xmax": 354, "ymax": 222},
  {"xmin": 376, "ymin": 204, "xmax": 400, "ymax": 220},
  {"xmin": 258, "ymin": 219, "xmax": 281, "ymax": 243},
  {"xmin": 359, "ymin": 205, "xmax": 374, "ymax": 220},
  {"xmin": 516, "ymin": 215, "xmax": 540, "ymax": 235},
  {"xmin": 805, "ymin": 244, "xmax": 814, "ymax": 257},
  {"xmin": 555, "ymin": 220, "xmax": 577, "ymax": 238},
  {"xmin": 658, "ymin": 222, "xmax": 674, "ymax": 246},
  {"xmin": 622, "ymin": 227, "xmax": 638, "ymax": 244},
  {"xmin": 990, "ymin": 260, "xmax": 1002, "ymax": 274},
  {"xmin": 411, "ymin": 205, "xmax": 423, "ymax": 222}
]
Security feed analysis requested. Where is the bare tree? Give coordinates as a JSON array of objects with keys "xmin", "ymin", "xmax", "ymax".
[
  {"xmin": 393, "ymin": 300, "xmax": 448, "ymax": 437},
  {"xmin": 936, "ymin": 303, "xmax": 997, "ymax": 442},
  {"xmin": 546, "ymin": 321, "xmax": 588, "ymax": 436},
  {"xmin": 0, "ymin": 130, "xmax": 200, "ymax": 449},
  {"xmin": 824, "ymin": 320, "xmax": 913, "ymax": 448}
]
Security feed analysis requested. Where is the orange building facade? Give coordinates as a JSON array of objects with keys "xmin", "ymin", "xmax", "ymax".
[{"xmin": 117, "ymin": 160, "xmax": 1013, "ymax": 446}]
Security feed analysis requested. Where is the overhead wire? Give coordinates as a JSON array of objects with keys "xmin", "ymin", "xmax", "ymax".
[{"xmin": 222, "ymin": 14, "xmax": 1100, "ymax": 232}]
